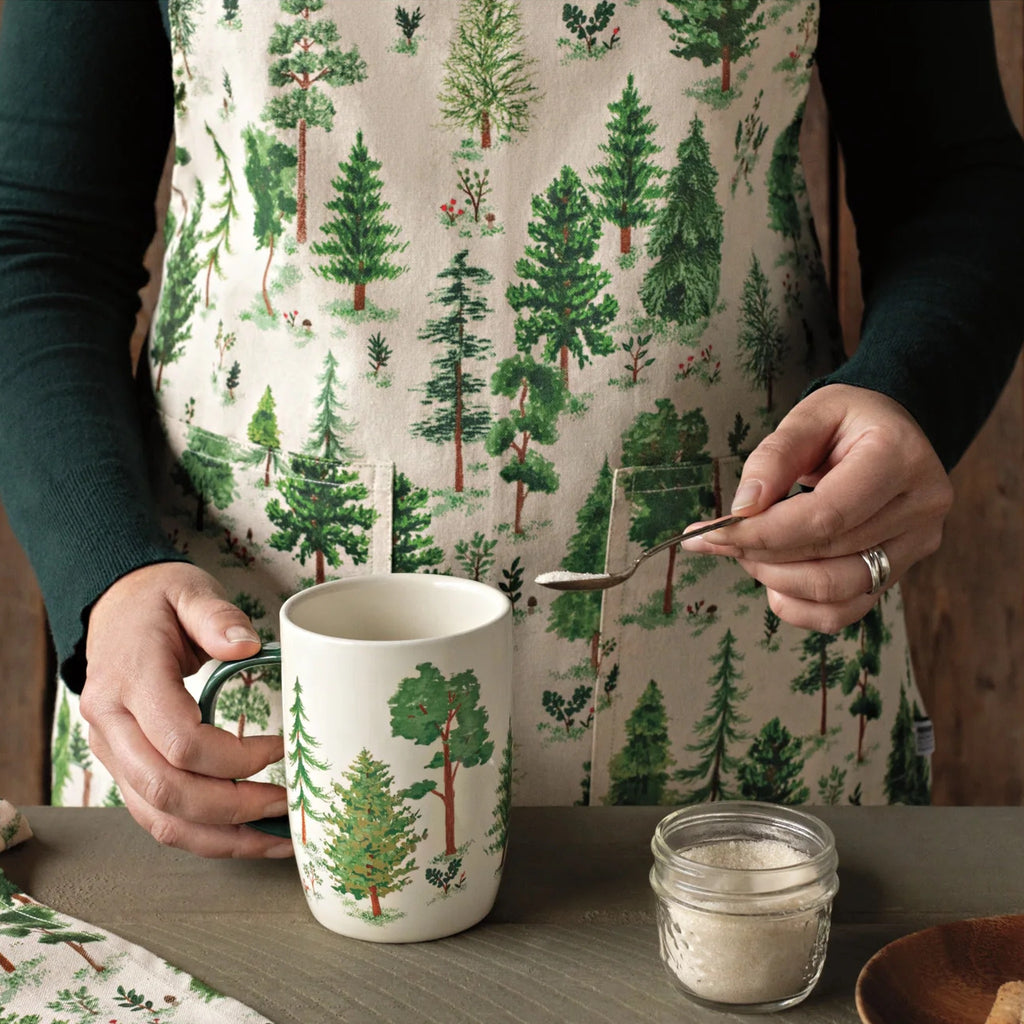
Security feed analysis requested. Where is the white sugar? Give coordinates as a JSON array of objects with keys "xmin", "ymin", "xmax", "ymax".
[
  {"xmin": 681, "ymin": 838, "xmax": 805, "ymax": 871},
  {"xmin": 535, "ymin": 570, "xmax": 609, "ymax": 583}
]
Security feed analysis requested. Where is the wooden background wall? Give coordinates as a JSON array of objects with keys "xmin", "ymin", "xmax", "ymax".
[{"xmin": 1, "ymin": 1, "xmax": 1022, "ymax": 806}]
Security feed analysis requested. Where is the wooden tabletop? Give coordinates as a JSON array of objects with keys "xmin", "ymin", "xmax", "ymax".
[{"xmin": 3, "ymin": 805, "xmax": 1023, "ymax": 1023}]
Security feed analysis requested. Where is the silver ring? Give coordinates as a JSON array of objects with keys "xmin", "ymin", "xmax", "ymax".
[{"xmin": 859, "ymin": 546, "xmax": 891, "ymax": 596}]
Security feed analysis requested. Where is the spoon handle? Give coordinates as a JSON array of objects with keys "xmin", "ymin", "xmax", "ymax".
[{"xmin": 636, "ymin": 515, "xmax": 744, "ymax": 568}]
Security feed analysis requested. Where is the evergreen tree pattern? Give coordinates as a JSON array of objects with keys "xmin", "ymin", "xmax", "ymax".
[
  {"xmin": 286, "ymin": 676, "xmax": 332, "ymax": 845},
  {"xmin": 173, "ymin": 426, "xmax": 238, "ymax": 534},
  {"xmin": 606, "ymin": 679, "xmax": 673, "ymax": 805},
  {"xmin": 312, "ymin": 130, "xmax": 408, "ymax": 313},
  {"xmin": 737, "ymin": 252, "xmax": 787, "ymax": 412},
  {"xmin": 411, "ymin": 250, "xmax": 495, "ymax": 491},
  {"xmin": 263, "ymin": 0, "xmax": 367, "ymax": 244},
  {"xmin": 246, "ymin": 385, "xmax": 283, "ymax": 487},
  {"xmin": 884, "ymin": 684, "xmax": 930, "ymax": 805},
  {"xmin": 201, "ymin": 122, "xmax": 239, "ymax": 307},
  {"xmin": 841, "ymin": 604, "xmax": 885, "ymax": 764},
  {"xmin": 485, "ymin": 726, "xmax": 514, "ymax": 867},
  {"xmin": 791, "ymin": 630, "xmax": 845, "ymax": 736},
  {"xmin": 737, "ymin": 716, "xmax": 809, "ymax": 804},
  {"xmin": 392, "ymin": 471, "xmax": 444, "ymax": 573},
  {"xmin": 388, "ymin": 662, "xmax": 494, "ymax": 856},
  {"xmin": 322, "ymin": 749, "xmax": 424, "ymax": 917}
]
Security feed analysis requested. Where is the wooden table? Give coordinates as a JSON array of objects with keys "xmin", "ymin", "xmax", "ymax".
[{"xmin": 3, "ymin": 806, "xmax": 1023, "ymax": 1023}]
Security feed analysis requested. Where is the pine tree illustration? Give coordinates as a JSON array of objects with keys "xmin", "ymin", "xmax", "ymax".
[
  {"xmin": 304, "ymin": 350, "xmax": 358, "ymax": 462},
  {"xmin": 392, "ymin": 471, "xmax": 444, "ymax": 573},
  {"xmin": 50, "ymin": 691, "xmax": 72, "ymax": 806},
  {"xmin": 246, "ymin": 385, "xmax": 283, "ymax": 487},
  {"xmin": 202, "ymin": 123, "xmax": 240, "ymax": 307},
  {"xmin": 312, "ymin": 130, "xmax": 408, "ymax": 312},
  {"xmin": 737, "ymin": 253, "xmax": 787, "ymax": 412},
  {"xmin": 68, "ymin": 723, "xmax": 93, "ymax": 808},
  {"xmin": 606, "ymin": 679, "xmax": 674, "ymax": 805},
  {"xmin": 286, "ymin": 676, "xmax": 332, "ymax": 845},
  {"xmin": 791, "ymin": 630, "xmax": 846, "ymax": 736},
  {"xmin": 487, "ymin": 353, "xmax": 567, "ymax": 535},
  {"xmin": 168, "ymin": 0, "xmax": 201, "ymax": 80},
  {"xmin": 620, "ymin": 400, "xmax": 712, "ymax": 615},
  {"xmin": 547, "ymin": 458, "xmax": 613, "ymax": 674},
  {"xmin": 675, "ymin": 628, "xmax": 750, "ymax": 803},
  {"xmin": 507, "ymin": 165, "xmax": 618, "ymax": 388},
  {"xmin": 389, "ymin": 662, "xmax": 494, "ymax": 856},
  {"xmin": 172, "ymin": 426, "xmax": 238, "ymax": 533},
  {"xmin": 841, "ymin": 604, "xmax": 886, "ymax": 764},
  {"xmin": 766, "ymin": 105, "xmax": 806, "ymax": 249},
  {"xmin": 589, "ymin": 73, "xmax": 664, "ymax": 255},
  {"xmin": 263, "ymin": 0, "xmax": 367, "ymax": 243},
  {"xmin": 323, "ymin": 749, "xmax": 424, "ymax": 917},
  {"xmin": 485, "ymin": 726, "xmax": 514, "ymax": 867},
  {"xmin": 242, "ymin": 125, "xmax": 297, "ymax": 316},
  {"xmin": 151, "ymin": 183, "xmax": 203, "ymax": 392},
  {"xmin": 884, "ymin": 684, "xmax": 930, "ymax": 805},
  {"xmin": 411, "ymin": 250, "xmax": 495, "ymax": 492},
  {"xmin": 660, "ymin": 0, "xmax": 766, "ymax": 94},
  {"xmin": 640, "ymin": 115, "xmax": 723, "ymax": 325},
  {"xmin": 737, "ymin": 717, "xmax": 809, "ymax": 805},
  {"xmin": 439, "ymin": 0, "xmax": 539, "ymax": 149}
]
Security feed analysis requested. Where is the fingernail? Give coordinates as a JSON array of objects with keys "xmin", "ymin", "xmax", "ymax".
[
  {"xmin": 680, "ymin": 534, "xmax": 714, "ymax": 553},
  {"xmin": 731, "ymin": 479, "xmax": 762, "ymax": 513},
  {"xmin": 226, "ymin": 625, "xmax": 260, "ymax": 644},
  {"xmin": 266, "ymin": 842, "xmax": 294, "ymax": 859},
  {"xmin": 263, "ymin": 800, "xmax": 288, "ymax": 817}
]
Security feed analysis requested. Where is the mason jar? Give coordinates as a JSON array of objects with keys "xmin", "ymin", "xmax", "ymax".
[{"xmin": 650, "ymin": 802, "xmax": 839, "ymax": 1014}]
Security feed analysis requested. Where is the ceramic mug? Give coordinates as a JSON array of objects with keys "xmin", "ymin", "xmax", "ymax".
[{"xmin": 199, "ymin": 573, "xmax": 514, "ymax": 943}]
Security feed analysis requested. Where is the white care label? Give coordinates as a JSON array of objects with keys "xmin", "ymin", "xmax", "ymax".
[{"xmin": 914, "ymin": 718, "xmax": 935, "ymax": 757}]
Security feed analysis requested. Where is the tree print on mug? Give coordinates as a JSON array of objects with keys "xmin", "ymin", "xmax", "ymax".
[
  {"xmin": 286, "ymin": 676, "xmax": 332, "ymax": 846},
  {"xmin": 322, "ymin": 749, "xmax": 425, "ymax": 921},
  {"xmin": 313, "ymin": 130, "xmax": 408, "ymax": 316},
  {"xmin": 439, "ymin": 0, "xmax": 539, "ymax": 150},
  {"xmin": 485, "ymin": 727, "xmax": 514, "ymax": 870},
  {"xmin": 411, "ymin": 250, "xmax": 495, "ymax": 494},
  {"xmin": 388, "ymin": 662, "xmax": 494, "ymax": 857},
  {"xmin": 263, "ymin": 0, "xmax": 367, "ymax": 245}
]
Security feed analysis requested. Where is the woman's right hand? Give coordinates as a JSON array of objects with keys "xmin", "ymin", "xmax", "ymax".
[{"xmin": 80, "ymin": 562, "xmax": 293, "ymax": 859}]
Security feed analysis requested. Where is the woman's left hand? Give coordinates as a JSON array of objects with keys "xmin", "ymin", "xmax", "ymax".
[{"xmin": 680, "ymin": 383, "xmax": 954, "ymax": 633}]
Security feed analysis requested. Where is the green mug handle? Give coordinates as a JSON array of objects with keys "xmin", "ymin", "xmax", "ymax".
[{"xmin": 198, "ymin": 642, "xmax": 290, "ymax": 839}]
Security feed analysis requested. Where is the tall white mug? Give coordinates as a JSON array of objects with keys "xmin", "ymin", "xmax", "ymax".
[{"xmin": 201, "ymin": 574, "xmax": 514, "ymax": 942}]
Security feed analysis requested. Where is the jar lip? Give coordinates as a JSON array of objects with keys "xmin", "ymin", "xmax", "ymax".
[{"xmin": 650, "ymin": 802, "xmax": 838, "ymax": 897}]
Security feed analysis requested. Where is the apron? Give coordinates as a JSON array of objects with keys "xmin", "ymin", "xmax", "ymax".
[{"xmin": 52, "ymin": 0, "xmax": 932, "ymax": 810}]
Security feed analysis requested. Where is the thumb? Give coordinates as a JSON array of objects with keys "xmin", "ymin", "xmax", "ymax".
[
  {"xmin": 176, "ymin": 586, "xmax": 262, "ymax": 662},
  {"xmin": 732, "ymin": 401, "xmax": 834, "ymax": 516}
]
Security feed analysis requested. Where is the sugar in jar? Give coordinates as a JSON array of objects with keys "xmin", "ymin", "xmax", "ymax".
[{"xmin": 649, "ymin": 802, "xmax": 839, "ymax": 1013}]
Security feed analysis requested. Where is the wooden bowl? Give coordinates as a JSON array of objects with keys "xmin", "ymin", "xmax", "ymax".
[{"xmin": 856, "ymin": 914, "xmax": 1024, "ymax": 1024}]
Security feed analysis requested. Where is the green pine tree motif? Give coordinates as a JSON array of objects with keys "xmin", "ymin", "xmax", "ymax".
[
  {"xmin": 659, "ymin": 0, "xmax": 766, "ymax": 94},
  {"xmin": 312, "ymin": 130, "xmax": 408, "ymax": 313},
  {"xmin": 737, "ymin": 716, "xmax": 809, "ymax": 804},
  {"xmin": 392, "ymin": 471, "xmax": 444, "ymax": 573},
  {"xmin": 484, "ymin": 726, "xmax": 514, "ymax": 868},
  {"xmin": 547, "ymin": 458, "xmax": 613, "ymax": 675},
  {"xmin": 675, "ymin": 628, "xmax": 750, "ymax": 803},
  {"xmin": 388, "ymin": 662, "xmax": 494, "ymax": 856},
  {"xmin": 263, "ymin": 0, "xmax": 367, "ymax": 244},
  {"xmin": 884, "ymin": 684, "xmax": 930, "ymax": 805},
  {"xmin": 766, "ymin": 104, "xmax": 806, "ymax": 250},
  {"xmin": 487, "ymin": 353, "xmax": 567, "ymax": 535},
  {"xmin": 411, "ymin": 250, "xmax": 494, "ymax": 492},
  {"xmin": 287, "ymin": 676, "xmax": 332, "ymax": 845},
  {"xmin": 151, "ymin": 183, "xmax": 203, "ymax": 392},
  {"xmin": 737, "ymin": 253, "xmax": 786, "ymax": 412},
  {"xmin": 246, "ymin": 385, "xmax": 283, "ymax": 487},
  {"xmin": 589, "ymin": 73, "xmax": 665, "ymax": 256},
  {"xmin": 242, "ymin": 124, "xmax": 298, "ymax": 317},
  {"xmin": 202, "ymin": 123, "xmax": 240, "ymax": 308},
  {"xmin": 791, "ymin": 630, "xmax": 846, "ymax": 736},
  {"xmin": 68, "ymin": 723, "xmax": 93, "ymax": 808},
  {"xmin": 168, "ymin": 0, "xmax": 201, "ymax": 81},
  {"xmin": 172, "ymin": 426, "xmax": 238, "ymax": 533},
  {"xmin": 507, "ymin": 165, "xmax": 618, "ymax": 389},
  {"xmin": 454, "ymin": 531, "xmax": 497, "ymax": 581},
  {"xmin": 215, "ymin": 668, "xmax": 272, "ymax": 739},
  {"xmin": 304, "ymin": 350, "xmax": 358, "ymax": 462},
  {"xmin": 841, "ymin": 605, "xmax": 886, "ymax": 764},
  {"xmin": 439, "ymin": 0, "xmax": 539, "ymax": 150},
  {"xmin": 605, "ymin": 679, "xmax": 674, "ymax": 805},
  {"xmin": 50, "ymin": 691, "xmax": 72, "ymax": 806},
  {"xmin": 620, "ymin": 400, "xmax": 713, "ymax": 615},
  {"xmin": 641, "ymin": 115, "xmax": 723, "ymax": 326},
  {"xmin": 322, "ymin": 749, "xmax": 424, "ymax": 918},
  {"xmin": 0, "ymin": 877, "xmax": 106, "ymax": 973},
  {"xmin": 817, "ymin": 765, "xmax": 846, "ymax": 805}
]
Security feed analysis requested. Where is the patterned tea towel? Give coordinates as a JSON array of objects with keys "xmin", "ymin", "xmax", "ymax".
[{"xmin": 0, "ymin": 798, "xmax": 274, "ymax": 1023}]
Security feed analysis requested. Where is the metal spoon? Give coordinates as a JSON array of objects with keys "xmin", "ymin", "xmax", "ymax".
[{"xmin": 534, "ymin": 515, "xmax": 743, "ymax": 592}]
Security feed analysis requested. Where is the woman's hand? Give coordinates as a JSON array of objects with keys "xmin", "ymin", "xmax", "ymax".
[
  {"xmin": 680, "ymin": 384, "xmax": 954, "ymax": 633},
  {"xmin": 80, "ymin": 562, "xmax": 292, "ymax": 858}
]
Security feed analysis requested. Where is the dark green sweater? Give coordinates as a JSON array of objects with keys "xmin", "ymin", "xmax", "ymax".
[{"xmin": 1, "ymin": 0, "xmax": 1023, "ymax": 692}]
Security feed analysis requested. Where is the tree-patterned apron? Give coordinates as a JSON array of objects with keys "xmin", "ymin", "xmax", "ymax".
[{"xmin": 51, "ymin": 0, "xmax": 933, "ymax": 810}]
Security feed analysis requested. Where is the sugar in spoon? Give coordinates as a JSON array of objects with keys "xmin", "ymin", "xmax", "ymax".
[{"xmin": 535, "ymin": 514, "xmax": 743, "ymax": 592}]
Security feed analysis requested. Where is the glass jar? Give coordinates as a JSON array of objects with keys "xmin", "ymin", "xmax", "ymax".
[{"xmin": 649, "ymin": 802, "xmax": 839, "ymax": 1014}]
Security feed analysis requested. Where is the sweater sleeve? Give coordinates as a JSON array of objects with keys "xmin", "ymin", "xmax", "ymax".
[
  {"xmin": 812, "ymin": 0, "xmax": 1024, "ymax": 471},
  {"xmin": 0, "ymin": 0, "xmax": 187, "ymax": 692}
]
